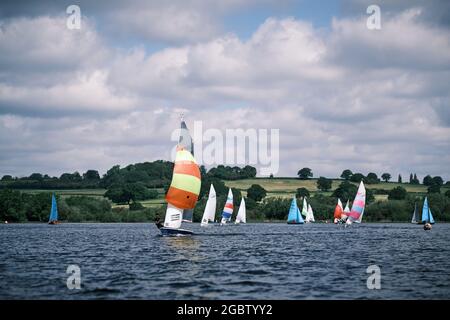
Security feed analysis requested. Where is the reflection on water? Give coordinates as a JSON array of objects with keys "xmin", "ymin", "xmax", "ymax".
[{"xmin": 1, "ymin": 223, "xmax": 450, "ymax": 299}]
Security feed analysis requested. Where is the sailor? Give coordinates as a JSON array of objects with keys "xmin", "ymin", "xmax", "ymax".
[
  {"xmin": 155, "ymin": 214, "xmax": 164, "ymax": 229},
  {"xmin": 424, "ymin": 223, "xmax": 432, "ymax": 231}
]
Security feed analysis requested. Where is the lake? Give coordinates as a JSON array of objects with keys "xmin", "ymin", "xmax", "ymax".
[{"xmin": 1, "ymin": 223, "xmax": 449, "ymax": 299}]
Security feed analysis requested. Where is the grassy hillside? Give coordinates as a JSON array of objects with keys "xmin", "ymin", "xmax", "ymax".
[
  {"xmin": 223, "ymin": 178, "xmax": 440, "ymax": 195},
  {"xmin": 17, "ymin": 179, "xmax": 449, "ymax": 209}
]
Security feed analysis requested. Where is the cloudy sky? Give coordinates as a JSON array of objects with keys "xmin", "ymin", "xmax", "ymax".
[{"xmin": 0, "ymin": 0, "xmax": 449, "ymax": 180}]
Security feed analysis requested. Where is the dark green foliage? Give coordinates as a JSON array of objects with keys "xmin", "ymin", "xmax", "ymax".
[
  {"xmin": 398, "ymin": 174, "xmax": 402, "ymax": 183},
  {"xmin": 105, "ymin": 183, "xmax": 158, "ymax": 204},
  {"xmin": 364, "ymin": 200, "xmax": 412, "ymax": 222},
  {"xmin": 317, "ymin": 177, "xmax": 332, "ymax": 191},
  {"xmin": 332, "ymin": 181, "xmax": 357, "ymax": 203},
  {"xmin": 129, "ymin": 201, "xmax": 145, "ymax": 211},
  {"xmin": 259, "ymin": 197, "xmax": 291, "ymax": 220},
  {"xmin": 366, "ymin": 172, "xmax": 380, "ymax": 184},
  {"xmin": 350, "ymin": 173, "xmax": 365, "ymax": 183},
  {"xmin": 83, "ymin": 170, "xmax": 100, "ymax": 181},
  {"xmin": 247, "ymin": 184, "xmax": 267, "ymax": 202},
  {"xmin": 296, "ymin": 187, "xmax": 310, "ymax": 199},
  {"xmin": 297, "ymin": 168, "xmax": 313, "ymax": 180},
  {"xmin": 413, "ymin": 174, "xmax": 419, "ymax": 184},
  {"xmin": 382, "ymin": 173, "xmax": 391, "ymax": 182},
  {"xmin": 340, "ymin": 169, "xmax": 353, "ymax": 180},
  {"xmin": 432, "ymin": 176, "xmax": 444, "ymax": 186},
  {"xmin": 388, "ymin": 186, "xmax": 407, "ymax": 200},
  {"xmin": 428, "ymin": 184, "xmax": 441, "ymax": 194},
  {"xmin": 445, "ymin": 190, "xmax": 450, "ymax": 198},
  {"xmin": 423, "ymin": 175, "xmax": 433, "ymax": 186},
  {"xmin": 199, "ymin": 177, "xmax": 227, "ymax": 200},
  {"xmin": 207, "ymin": 165, "xmax": 257, "ymax": 180}
]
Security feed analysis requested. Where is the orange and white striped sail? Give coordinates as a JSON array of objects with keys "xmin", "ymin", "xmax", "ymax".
[
  {"xmin": 333, "ymin": 198, "xmax": 343, "ymax": 223},
  {"xmin": 165, "ymin": 146, "xmax": 201, "ymax": 210}
]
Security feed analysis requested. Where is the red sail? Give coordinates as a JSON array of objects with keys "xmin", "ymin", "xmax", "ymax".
[{"xmin": 333, "ymin": 204, "xmax": 343, "ymax": 219}]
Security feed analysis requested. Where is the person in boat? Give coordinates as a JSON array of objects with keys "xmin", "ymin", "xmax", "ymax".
[
  {"xmin": 154, "ymin": 214, "xmax": 164, "ymax": 229},
  {"xmin": 424, "ymin": 223, "xmax": 432, "ymax": 231}
]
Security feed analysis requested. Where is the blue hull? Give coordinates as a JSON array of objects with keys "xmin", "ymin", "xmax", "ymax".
[{"xmin": 159, "ymin": 227, "xmax": 194, "ymax": 237}]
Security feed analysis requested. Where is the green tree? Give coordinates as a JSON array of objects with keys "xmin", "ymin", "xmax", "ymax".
[
  {"xmin": 388, "ymin": 186, "xmax": 407, "ymax": 200},
  {"xmin": 428, "ymin": 184, "xmax": 441, "ymax": 194},
  {"xmin": 83, "ymin": 170, "xmax": 100, "ymax": 181},
  {"xmin": 297, "ymin": 168, "xmax": 313, "ymax": 180},
  {"xmin": 332, "ymin": 181, "xmax": 357, "ymax": 203},
  {"xmin": 423, "ymin": 175, "xmax": 433, "ymax": 186},
  {"xmin": 366, "ymin": 172, "xmax": 379, "ymax": 184},
  {"xmin": 432, "ymin": 176, "xmax": 444, "ymax": 186},
  {"xmin": 29, "ymin": 173, "xmax": 43, "ymax": 181},
  {"xmin": 317, "ymin": 177, "xmax": 332, "ymax": 191},
  {"xmin": 247, "ymin": 184, "xmax": 267, "ymax": 202},
  {"xmin": 1, "ymin": 175, "xmax": 13, "ymax": 181},
  {"xmin": 340, "ymin": 169, "xmax": 353, "ymax": 180},
  {"xmin": 382, "ymin": 173, "xmax": 391, "ymax": 182},
  {"xmin": 413, "ymin": 173, "xmax": 419, "ymax": 184},
  {"xmin": 445, "ymin": 190, "xmax": 450, "ymax": 198},
  {"xmin": 350, "ymin": 173, "xmax": 365, "ymax": 183},
  {"xmin": 296, "ymin": 187, "xmax": 310, "ymax": 199},
  {"xmin": 409, "ymin": 173, "xmax": 413, "ymax": 183},
  {"xmin": 398, "ymin": 174, "xmax": 402, "ymax": 183}
]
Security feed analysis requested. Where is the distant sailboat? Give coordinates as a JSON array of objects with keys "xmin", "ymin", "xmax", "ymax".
[
  {"xmin": 235, "ymin": 198, "xmax": 246, "ymax": 224},
  {"xmin": 342, "ymin": 200, "xmax": 350, "ymax": 220},
  {"xmin": 333, "ymin": 198, "xmax": 344, "ymax": 224},
  {"xmin": 48, "ymin": 194, "xmax": 59, "ymax": 225},
  {"xmin": 201, "ymin": 184, "xmax": 216, "ymax": 227},
  {"xmin": 159, "ymin": 118, "xmax": 201, "ymax": 236},
  {"xmin": 287, "ymin": 197, "xmax": 304, "ymax": 224},
  {"xmin": 411, "ymin": 203, "xmax": 418, "ymax": 224},
  {"xmin": 346, "ymin": 181, "xmax": 366, "ymax": 225},
  {"xmin": 420, "ymin": 197, "xmax": 435, "ymax": 225},
  {"xmin": 306, "ymin": 204, "xmax": 315, "ymax": 222},
  {"xmin": 221, "ymin": 189, "xmax": 234, "ymax": 225},
  {"xmin": 301, "ymin": 197, "xmax": 308, "ymax": 217}
]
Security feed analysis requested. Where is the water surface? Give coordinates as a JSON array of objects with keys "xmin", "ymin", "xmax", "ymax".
[{"xmin": 1, "ymin": 223, "xmax": 449, "ymax": 299}]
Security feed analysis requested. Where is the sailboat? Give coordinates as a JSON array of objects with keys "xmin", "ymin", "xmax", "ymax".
[
  {"xmin": 411, "ymin": 203, "xmax": 418, "ymax": 224},
  {"xmin": 342, "ymin": 200, "xmax": 350, "ymax": 220},
  {"xmin": 159, "ymin": 118, "xmax": 201, "ymax": 236},
  {"xmin": 333, "ymin": 198, "xmax": 344, "ymax": 224},
  {"xmin": 201, "ymin": 184, "xmax": 216, "ymax": 227},
  {"xmin": 287, "ymin": 197, "xmax": 304, "ymax": 224},
  {"xmin": 48, "ymin": 194, "xmax": 59, "ymax": 225},
  {"xmin": 220, "ymin": 189, "xmax": 234, "ymax": 225},
  {"xmin": 419, "ymin": 197, "xmax": 435, "ymax": 225},
  {"xmin": 345, "ymin": 181, "xmax": 366, "ymax": 225},
  {"xmin": 301, "ymin": 197, "xmax": 308, "ymax": 218},
  {"xmin": 306, "ymin": 204, "xmax": 315, "ymax": 222},
  {"xmin": 235, "ymin": 198, "xmax": 246, "ymax": 224}
]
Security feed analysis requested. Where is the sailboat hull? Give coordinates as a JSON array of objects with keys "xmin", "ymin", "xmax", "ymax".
[
  {"xmin": 287, "ymin": 221, "xmax": 304, "ymax": 225},
  {"xmin": 159, "ymin": 227, "xmax": 194, "ymax": 237},
  {"xmin": 48, "ymin": 221, "xmax": 59, "ymax": 225}
]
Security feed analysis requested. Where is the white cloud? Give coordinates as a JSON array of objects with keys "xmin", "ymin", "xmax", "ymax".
[{"xmin": 0, "ymin": 7, "xmax": 449, "ymax": 180}]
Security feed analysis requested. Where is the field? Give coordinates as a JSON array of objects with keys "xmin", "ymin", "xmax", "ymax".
[{"xmin": 16, "ymin": 179, "xmax": 449, "ymax": 208}]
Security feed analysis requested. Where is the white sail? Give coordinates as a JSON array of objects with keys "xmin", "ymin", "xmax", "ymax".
[
  {"xmin": 306, "ymin": 204, "xmax": 315, "ymax": 222},
  {"xmin": 235, "ymin": 198, "xmax": 246, "ymax": 224},
  {"xmin": 338, "ymin": 198, "xmax": 343, "ymax": 211},
  {"xmin": 164, "ymin": 203, "xmax": 183, "ymax": 229},
  {"xmin": 201, "ymin": 184, "xmax": 216, "ymax": 227},
  {"xmin": 221, "ymin": 189, "xmax": 234, "ymax": 225},
  {"xmin": 301, "ymin": 197, "xmax": 308, "ymax": 217},
  {"xmin": 342, "ymin": 200, "xmax": 350, "ymax": 219}
]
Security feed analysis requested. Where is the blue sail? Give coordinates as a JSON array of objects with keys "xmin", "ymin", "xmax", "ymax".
[
  {"xmin": 297, "ymin": 207, "xmax": 304, "ymax": 223},
  {"xmin": 287, "ymin": 197, "xmax": 303, "ymax": 224},
  {"xmin": 287, "ymin": 198, "xmax": 298, "ymax": 223},
  {"xmin": 429, "ymin": 209, "xmax": 435, "ymax": 224},
  {"xmin": 421, "ymin": 197, "xmax": 429, "ymax": 223},
  {"xmin": 48, "ymin": 194, "xmax": 58, "ymax": 222}
]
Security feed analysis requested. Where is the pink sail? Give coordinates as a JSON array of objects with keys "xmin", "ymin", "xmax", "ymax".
[{"xmin": 347, "ymin": 181, "xmax": 366, "ymax": 223}]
